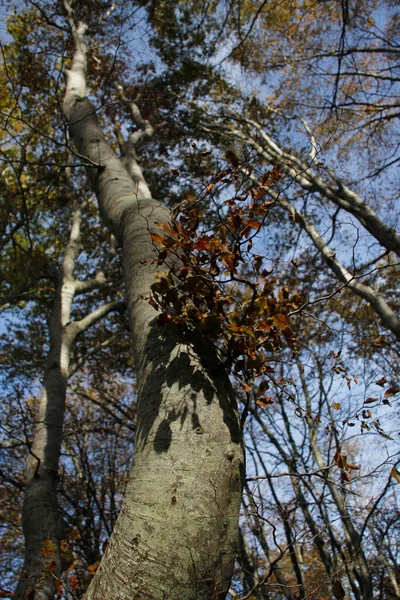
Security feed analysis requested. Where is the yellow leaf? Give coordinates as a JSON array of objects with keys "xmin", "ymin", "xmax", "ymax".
[
  {"xmin": 332, "ymin": 402, "xmax": 341, "ymax": 410},
  {"xmin": 390, "ymin": 466, "xmax": 400, "ymax": 483},
  {"xmin": 43, "ymin": 559, "xmax": 56, "ymax": 575},
  {"xmin": 41, "ymin": 538, "xmax": 56, "ymax": 557}
]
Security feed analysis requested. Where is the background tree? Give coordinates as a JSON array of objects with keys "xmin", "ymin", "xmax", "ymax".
[{"xmin": 0, "ymin": 0, "xmax": 399, "ymax": 598}]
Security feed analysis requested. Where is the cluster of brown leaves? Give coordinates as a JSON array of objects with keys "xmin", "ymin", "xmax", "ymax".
[{"xmin": 148, "ymin": 159, "xmax": 302, "ymax": 408}]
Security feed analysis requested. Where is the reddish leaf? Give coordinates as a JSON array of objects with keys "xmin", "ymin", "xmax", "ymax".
[
  {"xmin": 193, "ymin": 236, "xmax": 211, "ymax": 251},
  {"xmin": 333, "ymin": 451, "xmax": 345, "ymax": 469},
  {"xmin": 68, "ymin": 575, "xmax": 79, "ymax": 589},
  {"xmin": 220, "ymin": 253, "xmax": 236, "ymax": 271},
  {"xmin": 347, "ymin": 463, "xmax": 360, "ymax": 470},
  {"xmin": 54, "ymin": 578, "xmax": 63, "ymax": 598},
  {"xmin": 256, "ymin": 396, "xmax": 273, "ymax": 408},
  {"xmin": 148, "ymin": 297, "xmax": 159, "ymax": 311},
  {"xmin": 250, "ymin": 186, "xmax": 267, "ymax": 200},
  {"xmin": 244, "ymin": 219, "xmax": 261, "ymax": 230}
]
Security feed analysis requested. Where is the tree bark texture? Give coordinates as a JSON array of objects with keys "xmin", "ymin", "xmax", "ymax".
[
  {"xmin": 14, "ymin": 280, "xmax": 72, "ymax": 600},
  {"xmin": 14, "ymin": 200, "xmax": 123, "ymax": 599},
  {"xmin": 65, "ymin": 97, "xmax": 244, "ymax": 599}
]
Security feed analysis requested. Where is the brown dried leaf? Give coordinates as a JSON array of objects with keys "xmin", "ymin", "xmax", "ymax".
[
  {"xmin": 384, "ymin": 387, "xmax": 400, "ymax": 398},
  {"xmin": 226, "ymin": 150, "xmax": 240, "ymax": 168}
]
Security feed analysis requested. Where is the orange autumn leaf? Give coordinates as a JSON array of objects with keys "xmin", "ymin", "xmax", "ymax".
[
  {"xmin": 88, "ymin": 560, "xmax": 100, "ymax": 575},
  {"xmin": 244, "ymin": 219, "xmax": 261, "ymax": 230},
  {"xmin": 272, "ymin": 313, "xmax": 289, "ymax": 329}
]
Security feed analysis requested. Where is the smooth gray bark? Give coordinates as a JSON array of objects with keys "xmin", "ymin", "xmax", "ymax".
[
  {"xmin": 14, "ymin": 202, "xmax": 123, "ymax": 599},
  {"xmin": 62, "ymin": 9, "xmax": 244, "ymax": 598},
  {"xmin": 278, "ymin": 194, "xmax": 400, "ymax": 338},
  {"xmin": 242, "ymin": 166, "xmax": 400, "ymax": 338}
]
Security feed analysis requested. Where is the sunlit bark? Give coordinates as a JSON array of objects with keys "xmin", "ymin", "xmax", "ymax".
[{"xmin": 62, "ymin": 3, "xmax": 244, "ymax": 598}]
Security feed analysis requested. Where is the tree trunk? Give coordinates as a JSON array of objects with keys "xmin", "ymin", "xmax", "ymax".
[
  {"xmin": 63, "ymin": 41, "xmax": 244, "ymax": 600},
  {"xmin": 14, "ymin": 280, "xmax": 71, "ymax": 599},
  {"xmin": 14, "ymin": 201, "xmax": 123, "ymax": 599},
  {"xmin": 86, "ymin": 196, "xmax": 243, "ymax": 599}
]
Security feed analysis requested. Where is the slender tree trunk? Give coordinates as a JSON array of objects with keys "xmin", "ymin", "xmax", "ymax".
[
  {"xmin": 14, "ymin": 293, "xmax": 71, "ymax": 599},
  {"xmin": 237, "ymin": 527, "xmax": 264, "ymax": 600},
  {"xmin": 297, "ymin": 362, "xmax": 374, "ymax": 600},
  {"xmin": 14, "ymin": 201, "xmax": 123, "ymax": 599},
  {"xmin": 243, "ymin": 484, "xmax": 297, "ymax": 600},
  {"xmin": 241, "ymin": 168, "xmax": 400, "ymax": 338},
  {"xmin": 62, "ymin": 9, "xmax": 244, "ymax": 599}
]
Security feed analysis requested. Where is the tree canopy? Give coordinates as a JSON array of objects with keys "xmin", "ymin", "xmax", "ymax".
[{"xmin": 0, "ymin": 0, "xmax": 399, "ymax": 598}]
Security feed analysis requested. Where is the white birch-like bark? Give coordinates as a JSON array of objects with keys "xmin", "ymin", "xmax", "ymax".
[
  {"xmin": 61, "ymin": 5, "xmax": 244, "ymax": 598},
  {"xmin": 203, "ymin": 116, "xmax": 400, "ymax": 257},
  {"xmin": 241, "ymin": 162, "xmax": 400, "ymax": 338},
  {"xmin": 278, "ymin": 195, "xmax": 400, "ymax": 337},
  {"xmin": 14, "ymin": 200, "xmax": 124, "ymax": 600}
]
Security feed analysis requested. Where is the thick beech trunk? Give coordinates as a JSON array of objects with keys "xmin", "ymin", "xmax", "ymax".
[
  {"xmin": 64, "ymin": 89, "xmax": 244, "ymax": 598},
  {"xmin": 59, "ymin": 8, "xmax": 244, "ymax": 594}
]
